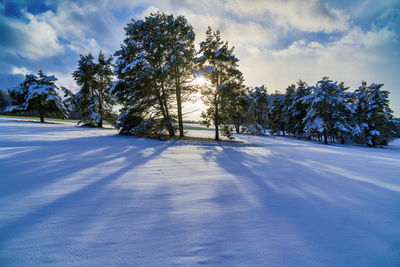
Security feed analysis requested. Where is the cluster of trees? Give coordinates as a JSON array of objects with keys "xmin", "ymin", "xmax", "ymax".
[
  {"xmin": 230, "ymin": 78, "xmax": 397, "ymax": 146},
  {"xmin": 112, "ymin": 13, "xmax": 242, "ymax": 140},
  {"xmin": 4, "ymin": 52, "xmax": 115, "ymax": 126},
  {"xmin": 2, "ymin": 12, "xmax": 398, "ymax": 146},
  {"xmin": 113, "ymin": 13, "xmax": 197, "ymax": 137}
]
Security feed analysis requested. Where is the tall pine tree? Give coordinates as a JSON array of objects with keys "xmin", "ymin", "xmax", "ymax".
[
  {"xmin": 73, "ymin": 51, "xmax": 114, "ymax": 127},
  {"xmin": 268, "ymin": 92, "xmax": 286, "ymax": 136},
  {"xmin": 163, "ymin": 14, "xmax": 197, "ymax": 137},
  {"xmin": 114, "ymin": 13, "xmax": 185, "ymax": 137},
  {"xmin": 286, "ymin": 81, "xmax": 311, "ymax": 137},
  {"xmin": 197, "ymin": 27, "xmax": 243, "ymax": 140},
  {"xmin": 354, "ymin": 82, "xmax": 394, "ymax": 146}
]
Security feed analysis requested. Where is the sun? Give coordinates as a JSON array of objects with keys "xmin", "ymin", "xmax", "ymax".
[{"xmin": 191, "ymin": 76, "xmax": 211, "ymax": 87}]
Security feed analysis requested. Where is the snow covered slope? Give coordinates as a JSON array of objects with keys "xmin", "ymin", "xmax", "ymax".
[{"xmin": 0, "ymin": 118, "xmax": 399, "ymax": 266}]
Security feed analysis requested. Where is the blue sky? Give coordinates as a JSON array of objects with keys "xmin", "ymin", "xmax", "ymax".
[{"xmin": 1, "ymin": 0, "xmax": 399, "ymax": 116}]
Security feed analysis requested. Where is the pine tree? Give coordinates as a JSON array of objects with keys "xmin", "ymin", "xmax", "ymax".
[
  {"xmin": 197, "ymin": 27, "xmax": 243, "ymax": 140},
  {"xmin": 225, "ymin": 87, "xmax": 248, "ymax": 134},
  {"xmin": 73, "ymin": 51, "xmax": 114, "ymax": 127},
  {"xmin": 220, "ymin": 82, "xmax": 245, "ymax": 138},
  {"xmin": 7, "ymin": 70, "xmax": 69, "ymax": 122},
  {"xmin": 73, "ymin": 53, "xmax": 96, "ymax": 125},
  {"xmin": 286, "ymin": 80, "xmax": 311, "ymax": 137},
  {"xmin": 282, "ymin": 85, "xmax": 296, "ymax": 136},
  {"xmin": 0, "ymin": 90, "xmax": 9, "ymax": 112},
  {"xmin": 243, "ymin": 85, "xmax": 270, "ymax": 135},
  {"xmin": 331, "ymin": 82, "xmax": 355, "ymax": 144},
  {"xmin": 302, "ymin": 78, "xmax": 353, "ymax": 144},
  {"xmin": 114, "ymin": 13, "xmax": 182, "ymax": 137},
  {"xmin": 353, "ymin": 82, "xmax": 394, "ymax": 146},
  {"xmin": 163, "ymin": 14, "xmax": 197, "ymax": 137},
  {"xmin": 268, "ymin": 92, "xmax": 286, "ymax": 136}
]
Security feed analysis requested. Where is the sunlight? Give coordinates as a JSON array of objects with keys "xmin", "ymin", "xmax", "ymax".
[{"xmin": 191, "ymin": 75, "xmax": 211, "ymax": 87}]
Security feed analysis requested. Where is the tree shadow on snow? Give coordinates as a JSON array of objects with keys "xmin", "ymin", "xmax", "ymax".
[
  {"xmin": 198, "ymin": 144, "xmax": 400, "ymax": 265},
  {"xmin": 0, "ymin": 121, "xmax": 399, "ymax": 265},
  {"xmin": 0, "ymin": 128, "xmax": 170, "ymax": 249}
]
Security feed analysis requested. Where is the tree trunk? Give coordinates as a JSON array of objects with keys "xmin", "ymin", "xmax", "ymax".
[
  {"xmin": 39, "ymin": 110, "xmax": 45, "ymax": 123},
  {"xmin": 234, "ymin": 122, "xmax": 240, "ymax": 134},
  {"xmin": 160, "ymin": 82, "xmax": 175, "ymax": 137},
  {"xmin": 175, "ymin": 75, "xmax": 184, "ymax": 138},
  {"xmin": 323, "ymin": 131, "xmax": 328, "ymax": 144},
  {"xmin": 156, "ymin": 91, "xmax": 168, "ymax": 119},
  {"xmin": 98, "ymin": 92, "xmax": 103, "ymax": 128},
  {"xmin": 215, "ymin": 121, "xmax": 219, "ymax": 141},
  {"xmin": 214, "ymin": 94, "xmax": 220, "ymax": 141},
  {"xmin": 164, "ymin": 111, "xmax": 175, "ymax": 137}
]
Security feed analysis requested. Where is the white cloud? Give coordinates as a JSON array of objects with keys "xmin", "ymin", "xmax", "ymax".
[
  {"xmin": 0, "ymin": 11, "xmax": 64, "ymax": 59},
  {"xmin": 38, "ymin": 1, "xmax": 125, "ymax": 55},
  {"xmin": 68, "ymin": 38, "xmax": 102, "ymax": 55},
  {"xmin": 53, "ymin": 71, "xmax": 80, "ymax": 94},
  {"xmin": 237, "ymin": 22, "xmax": 400, "ymax": 114},
  {"xmin": 170, "ymin": 9, "xmax": 277, "ymax": 57},
  {"xmin": 141, "ymin": 5, "xmax": 161, "ymax": 17},
  {"xmin": 11, "ymin": 66, "xmax": 30, "ymax": 76},
  {"xmin": 224, "ymin": 0, "xmax": 349, "ymax": 33}
]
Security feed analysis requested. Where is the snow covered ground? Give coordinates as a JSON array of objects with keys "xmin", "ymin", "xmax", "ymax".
[{"xmin": 0, "ymin": 118, "xmax": 399, "ymax": 266}]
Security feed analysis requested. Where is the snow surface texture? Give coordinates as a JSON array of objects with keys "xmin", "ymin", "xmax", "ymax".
[{"xmin": 0, "ymin": 118, "xmax": 399, "ymax": 266}]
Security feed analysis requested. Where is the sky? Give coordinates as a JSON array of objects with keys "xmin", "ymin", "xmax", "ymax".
[{"xmin": 1, "ymin": 0, "xmax": 399, "ymax": 118}]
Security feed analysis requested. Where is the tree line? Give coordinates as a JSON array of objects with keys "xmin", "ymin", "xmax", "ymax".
[
  {"xmin": 232, "ymin": 79, "xmax": 397, "ymax": 146},
  {"xmin": 1, "ymin": 12, "xmax": 398, "ymax": 146}
]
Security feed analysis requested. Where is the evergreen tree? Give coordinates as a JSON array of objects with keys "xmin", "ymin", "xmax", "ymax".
[
  {"xmin": 73, "ymin": 53, "xmax": 96, "ymax": 124},
  {"xmin": 225, "ymin": 86, "xmax": 248, "ymax": 134},
  {"xmin": 393, "ymin": 117, "xmax": 400, "ymax": 138},
  {"xmin": 219, "ymin": 81, "xmax": 245, "ymax": 138},
  {"xmin": 282, "ymin": 85, "xmax": 296, "ymax": 136},
  {"xmin": 331, "ymin": 82, "xmax": 355, "ymax": 144},
  {"xmin": 7, "ymin": 70, "xmax": 69, "ymax": 123},
  {"xmin": 197, "ymin": 27, "xmax": 243, "ymax": 140},
  {"xmin": 114, "ymin": 13, "xmax": 182, "ymax": 137},
  {"xmin": 163, "ymin": 14, "xmax": 197, "ymax": 137},
  {"xmin": 0, "ymin": 90, "xmax": 10, "ymax": 112},
  {"xmin": 73, "ymin": 51, "xmax": 114, "ymax": 127},
  {"xmin": 353, "ymin": 82, "xmax": 394, "ymax": 146},
  {"xmin": 286, "ymin": 81, "xmax": 311, "ymax": 137},
  {"xmin": 302, "ymin": 78, "xmax": 353, "ymax": 144},
  {"xmin": 268, "ymin": 92, "xmax": 286, "ymax": 136},
  {"xmin": 243, "ymin": 85, "xmax": 269, "ymax": 134}
]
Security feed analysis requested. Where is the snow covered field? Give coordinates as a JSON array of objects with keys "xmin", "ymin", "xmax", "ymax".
[{"xmin": 0, "ymin": 118, "xmax": 399, "ymax": 266}]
